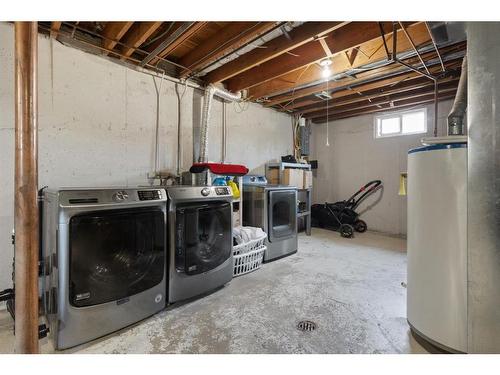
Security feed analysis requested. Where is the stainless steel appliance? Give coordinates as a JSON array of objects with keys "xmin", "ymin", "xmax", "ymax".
[
  {"xmin": 242, "ymin": 175, "xmax": 298, "ymax": 262},
  {"xmin": 42, "ymin": 188, "xmax": 167, "ymax": 350},
  {"xmin": 166, "ymin": 185, "xmax": 233, "ymax": 303}
]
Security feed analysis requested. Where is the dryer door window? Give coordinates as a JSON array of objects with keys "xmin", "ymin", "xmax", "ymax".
[
  {"xmin": 175, "ymin": 201, "xmax": 232, "ymax": 275},
  {"xmin": 268, "ymin": 190, "xmax": 297, "ymax": 242},
  {"xmin": 69, "ymin": 208, "xmax": 165, "ymax": 307}
]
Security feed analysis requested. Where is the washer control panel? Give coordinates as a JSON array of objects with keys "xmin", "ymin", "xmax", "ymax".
[
  {"xmin": 138, "ymin": 189, "xmax": 163, "ymax": 201},
  {"xmin": 215, "ymin": 187, "xmax": 231, "ymax": 196}
]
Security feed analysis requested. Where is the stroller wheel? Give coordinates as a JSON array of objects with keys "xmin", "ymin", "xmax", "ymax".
[
  {"xmin": 354, "ymin": 219, "xmax": 367, "ymax": 233},
  {"xmin": 340, "ymin": 224, "xmax": 354, "ymax": 238}
]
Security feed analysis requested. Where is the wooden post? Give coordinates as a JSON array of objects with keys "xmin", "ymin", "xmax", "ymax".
[{"xmin": 14, "ymin": 21, "xmax": 39, "ymax": 354}]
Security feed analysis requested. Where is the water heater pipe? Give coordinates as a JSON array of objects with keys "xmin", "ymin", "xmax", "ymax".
[
  {"xmin": 199, "ymin": 84, "xmax": 241, "ymax": 163},
  {"xmin": 447, "ymin": 56, "xmax": 467, "ymax": 136}
]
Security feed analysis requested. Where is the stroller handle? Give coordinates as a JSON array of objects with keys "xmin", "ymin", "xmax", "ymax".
[{"xmin": 346, "ymin": 180, "xmax": 382, "ymax": 209}]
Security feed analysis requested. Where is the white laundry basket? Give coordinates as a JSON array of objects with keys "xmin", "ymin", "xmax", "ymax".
[{"xmin": 232, "ymin": 232, "xmax": 267, "ymax": 277}]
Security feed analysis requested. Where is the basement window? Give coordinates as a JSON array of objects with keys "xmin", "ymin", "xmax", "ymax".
[{"xmin": 374, "ymin": 108, "xmax": 427, "ymax": 138}]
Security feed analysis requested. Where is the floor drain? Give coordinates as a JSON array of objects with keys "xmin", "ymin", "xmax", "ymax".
[{"xmin": 297, "ymin": 320, "xmax": 317, "ymax": 332}]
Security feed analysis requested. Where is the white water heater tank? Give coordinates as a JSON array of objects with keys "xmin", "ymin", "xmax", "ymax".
[{"xmin": 407, "ymin": 142, "xmax": 467, "ymax": 352}]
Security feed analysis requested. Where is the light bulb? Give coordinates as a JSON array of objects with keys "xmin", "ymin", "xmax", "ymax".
[{"xmin": 322, "ymin": 66, "xmax": 331, "ymax": 79}]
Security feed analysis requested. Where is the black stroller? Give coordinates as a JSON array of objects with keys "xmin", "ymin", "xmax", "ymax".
[{"xmin": 311, "ymin": 180, "xmax": 382, "ymax": 238}]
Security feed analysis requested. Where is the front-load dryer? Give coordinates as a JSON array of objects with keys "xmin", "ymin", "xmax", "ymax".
[
  {"xmin": 242, "ymin": 176, "xmax": 298, "ymax": 262},
  {"xmin": 42, "ymin": 187, "xmax": 167, "ymax": 350},
  {"xmin": 166, "ymin": 185, "xmax": 233, "ymax": 303}
]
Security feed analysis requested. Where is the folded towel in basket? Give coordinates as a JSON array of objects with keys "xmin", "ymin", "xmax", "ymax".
[{"xmin": 233, "ymin": 226, "xmax": 266, "ymax": 245}]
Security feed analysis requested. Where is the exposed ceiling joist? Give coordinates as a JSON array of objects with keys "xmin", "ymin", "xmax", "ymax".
[
  {"xmin": 120, "ymin": 22, "xmax": 163, "ymax": 59},
  {"xmin": 269, "ymin": 59, "xmax": 461, "ymax": 110},
  {"xmin": 296, "ymin": 75, "xmax": 460, "ymax": 115},
  {"xmin": 246, "ymin": 22, "xmax": 430, "ymax": 99},
  {"xmin": 37, "ymin": 21, "xmax": 465, "ymax": 122},
  {"xmin": 225, "ymin": 21, "xmax": 413, "ymax": 92},
  {"xmin": 147, "ymin": 22, "xmax": 208, "ymax": 66},
  {"xmin": 102, "ymin": 22, "xmax": 134, "ymax": 55},
  {"xmin": 204, "ymin": 22, "xmax": 348, "ymax": 84},
  {"xmin": 50, "ymin": 21, "xmax": 62, "ymax": 38},
  {"xmin": 263, "ymin": 42, "xmax": 466, "ymax": 108},
  {"xmin": 178, "ymin": 22, "xmax": 277, "ymax": 78},
  {"xmin": 305, "ymin": 82, "xmax": 458, "ymax": 119},
  {"xmin": 311, "ymin": 91, "xmax": 457, "ymax": 123},
  {"xmin": 139, "ymin": 22, "xmax": 196, "ymax": 66}
]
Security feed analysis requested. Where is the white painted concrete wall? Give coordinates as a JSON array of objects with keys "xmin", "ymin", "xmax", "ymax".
[
  {"xmin": 0, "ymin": 22, "xmax": 293, "ymax": 292},
  {"xmin": 310, "ymin": 99, "xmax": 454, "ymax": 236}
]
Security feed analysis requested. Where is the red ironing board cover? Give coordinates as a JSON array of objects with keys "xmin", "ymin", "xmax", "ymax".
[{"xmin": 190, "ymin": 163, "xmax": 249, "ymax": 176}]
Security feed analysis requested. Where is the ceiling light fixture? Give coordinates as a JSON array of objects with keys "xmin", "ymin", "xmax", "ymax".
[{"xmin": 319, "ymin": 58, "xmax": 332, "ymax": 80}]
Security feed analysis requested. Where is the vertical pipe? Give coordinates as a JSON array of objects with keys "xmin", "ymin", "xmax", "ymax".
[
  {"xmin": 221, "ymin": 101, "xmax": 227, "ymax": 163},
  {"xmin": 434, "ymin": 79, "xmax": 439, "ymax": 137},
  {"xmin": 392, "ymin": 22, "xmax": 397, "ymax": 61},
  {"xmin": 14, "ymin": 21, "xmax": 39, "ymax": 354}
]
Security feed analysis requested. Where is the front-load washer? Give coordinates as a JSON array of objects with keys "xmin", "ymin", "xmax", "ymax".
[
  {"xmin": 166, "ymin": 185, "xmax": 233, "ymax": 303},
  {"xmin": 42, "ymin": 187, "xmax": 167, "ymax": 350}
]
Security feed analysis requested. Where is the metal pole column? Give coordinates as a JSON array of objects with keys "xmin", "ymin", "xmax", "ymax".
[{"xmin": 14, "ymin": 21, "xmax": 39, "ymax": 354}]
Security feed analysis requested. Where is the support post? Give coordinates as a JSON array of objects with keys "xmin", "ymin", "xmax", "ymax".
[{"xmin": 14, "ymin": 21, "xmax": 39, "ymax": 354}]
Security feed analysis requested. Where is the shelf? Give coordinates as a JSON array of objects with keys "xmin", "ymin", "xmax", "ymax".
[{"xmin": 267, "ymin": 162, "xmax": 311, "ymax": 170}]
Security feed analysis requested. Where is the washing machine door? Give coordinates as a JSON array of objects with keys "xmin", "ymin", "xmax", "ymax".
[
  {"xmin": 175, "ymin": 201, "xmax": 232, "ymax": 275},
  {"xmin": 69, "ymin": 207, "xmax": 165, "ymax": 307},
  {"xmin": 268, "ymin": 190, "xmax": 297, "ymax": 242}
]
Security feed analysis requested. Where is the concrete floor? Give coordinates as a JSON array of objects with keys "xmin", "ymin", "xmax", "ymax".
[{"xmin": 0, "ymin": 229, "xmax": 427, "ymax": 354}]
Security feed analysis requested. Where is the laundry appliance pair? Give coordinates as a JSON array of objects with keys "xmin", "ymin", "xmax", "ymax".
[{"xmin": 42, "ymin": 185, "xmax": 233, "ymax": 349}]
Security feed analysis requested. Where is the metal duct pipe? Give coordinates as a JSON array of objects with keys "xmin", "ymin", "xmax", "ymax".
[
  {"xmin": 221, "ymin": 101, "xmax": 227, "ymax": 163},
  {"xmin": 448, "ymin": 56, "xmax": 467, "ymax": 135},
  {"xmin": 198, "ymin": 84, "xmax": 241, "ymax": 163}
]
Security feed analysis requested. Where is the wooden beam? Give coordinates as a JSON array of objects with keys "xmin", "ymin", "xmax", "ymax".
[
  {"xmin": 50, "ymin": 21, "xmax": 62, "ymax": 38},
  {"xmin": 305, "ymin": 83, "xmax": 458, "ymax": 119},
  {"xmin": 14, "ymin": 21, "xmax": 39, "ymax": 354},
  {"xmin": 346, "ymin": 48, "xmax": 359, "ymax": 66},
  {"xmin": 178, "ymin": 22, "xmax": 277, "ymax": 78},
  {"xmin": 149, "ymin": 22, "xmax": 208, "ymax": 65},
  {"xmin": 311, "ymin": 92, "xmax": 456, "ymax": 124},
  {"xmin": 102, "ymin": 21, "xmax": 134, "ymax": 55},
  {"xmin": 263, "ymin": 42, "xmax": 466, "ymax": 107},
  {"xmin": 225, "ymin": 21, "xmax": 412, "ymax": 92},
  {"xmin": 204, "ymin": 22, "xmax": 347, "ymax": 84},
  {"xmin": 318, "ymin": 37, "xmax": 332, "ymax": 57},
  {"xmin": 120, "ymin": 22, "xmax": 163, "ymax": 58},
  {"xmin": 247, "ymin": 22, "xmax": 432, "ymax": 99},
  {"xmin": 270, "ymin": 59, "xmax": 462, "ymax": 110},
  {"xmin": 294, "ymin": 75, "xmax": 460, "ymax": 114}
]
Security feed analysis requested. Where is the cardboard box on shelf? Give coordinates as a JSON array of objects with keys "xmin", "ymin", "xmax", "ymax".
[
  {"xmin": 303, "ymin": 170, "xmax": 313, "ymax": 189},
  {"xmin": 267, "ymin": 168, "xmax": 304, "ymax": 188}
]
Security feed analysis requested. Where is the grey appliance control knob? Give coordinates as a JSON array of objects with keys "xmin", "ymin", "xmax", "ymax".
[
  {"xmin": 201, "ymin": 187, "xmax": 211, "ymax": 196},
  {"xmin": 113, "ymin": 190, "xmax": 129, "ymax": 202}
]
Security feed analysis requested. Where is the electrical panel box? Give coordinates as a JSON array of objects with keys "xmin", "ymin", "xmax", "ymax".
[{"xmin": 300, "ymin": 124, "xmax": 310, "ymax": 156}]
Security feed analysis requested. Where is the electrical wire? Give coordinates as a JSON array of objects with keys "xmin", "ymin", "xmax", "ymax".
[{"xmin": 143, "ymin": 22, "xmax": 175, "ymax": 47}]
